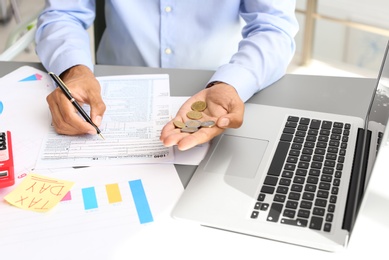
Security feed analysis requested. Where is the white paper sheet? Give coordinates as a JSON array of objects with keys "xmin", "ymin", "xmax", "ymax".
[
  {"xmin": 0, "ymin": 163, "xmax": 184, "ymax": 260},
  {"xmin": 0, "ymin": 66, "xmax": 53, "ymax": 177}
]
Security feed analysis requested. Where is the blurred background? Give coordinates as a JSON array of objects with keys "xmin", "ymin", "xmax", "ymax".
[{"xmin": 0, "ymin": 0, "xmax": 388, "ymax": 79}]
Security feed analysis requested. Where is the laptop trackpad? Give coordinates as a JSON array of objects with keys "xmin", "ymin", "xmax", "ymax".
[{"xmin": 204, "ymin": 135, "xmax": 268, "ymax": 179}]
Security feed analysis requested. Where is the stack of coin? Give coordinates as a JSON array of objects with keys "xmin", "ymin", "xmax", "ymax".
[
  {"xmin": 173, "ymin": 100, "xmax": 216, "ymax": 133},
  {"xmin": 186, "ymin": 100, "xmax": 207, "ymax": 120},
  {"xmin": 174, "ymin": 119, "xmax": 216, "ymax": 133}
]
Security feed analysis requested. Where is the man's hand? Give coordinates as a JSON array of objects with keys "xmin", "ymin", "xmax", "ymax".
[
  {"xmin": 160, "ymin": 83, "xmax": 244, "ymax": 151},
  {"xmin": 46, "ymin": 65, "xmax": 106, "ymax": 135}
]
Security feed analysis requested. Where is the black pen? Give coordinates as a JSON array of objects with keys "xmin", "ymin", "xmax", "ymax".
[{"xmin": 48, "ymin": 72, "xmax": 105, "ymax": 140}]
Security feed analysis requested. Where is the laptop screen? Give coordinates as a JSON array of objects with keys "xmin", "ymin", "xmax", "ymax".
[
  {"xmin": 363, "ymin": 40, "xmax": 389, "ymax": 203},
  {"xmin": 344, "ymin": 41, "xmax": 389, "ymax": 232},
  {"xmin": 367, "ymin": 41, "xmax": 389, "ymax": 130},
  {"xmin": 366, "ymin": 41, "xmax": 389, "ymax": 175}
]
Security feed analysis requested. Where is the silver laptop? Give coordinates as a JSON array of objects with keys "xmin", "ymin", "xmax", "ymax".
[{"xmin": 171, "ymin": 41, "xmax": 389, "ymax": 251}]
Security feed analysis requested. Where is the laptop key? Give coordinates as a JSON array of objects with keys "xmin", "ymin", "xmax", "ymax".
[
  {"xmin": 326, "ymin": 213, "xmax": 334, "ymax": 222},
  {"xmin": 333, "ymin": 122, "xmax": 343, "ymax": 128},
  {"xmin": 328, "ymin": 204, "xmax": 336, "ymax": 213},
  {"xmin": 264, "ymin": 176, "xmax": 278, "ymax": 186},
  {"xmin": 274, "ymin": 194, "xmax": 286, "ymax": 202},
  {"xmin": 276, "ymin": 186, "xmax": 288, "ymax": 194},
  {"xmin": 261, "ymin": 203, "xmax": 269, "ymax": 210},
  {"xmin": 313, "ymin": 207, "xmax": 325, "ymax": 216},
  {"xmin": 281, "ymin": 133, "xmax": 293, "ymax": 142},
  {"xmin": 310, "ymin": 119, "xmax": 321, "ymax": 129},
  {"xmin": 254, "ymin": 202, "xmax": 261, "ymax": 210},
  {"xmin": 267, "ymin": 141, "xmax": 290, "ymax": 177},
  {"xmin": 300, "ymin": 118, "xmax": 310, "ymax": 125},
  {"xmin": 283, "ymin": 127, "xmax": 295, "ymax": 134},
  {"xmin": 288, "ymin": 116, "xmax": 299, "ymax": 122},
  {"xmin": 297, "ymin": 209, "xmax": 310, "ymax": 218},
  {"xmin": 281, "ymin": 218, "xmax": 308, "ymax": 227},
  {"xmin": 250, "ymin": 211, "xmax": 259, "ymax": 219},
  {"xmin": 261, "ymin": 185, "xmax": 275, "ymax": 194},
  {"xmin": 288, "ymin": 192, "xmax": 301, "ymax": 200},
  {"xmin": 300, "ymin": 200, "xmax": 312, "ymax": 209},
  {"xmin": 283, "ymin": 209, "xmax": 296, "ymax": 218},
  {"xmin": 322, "ymin": 121, "xmax": 332, "ymax": 129},
  {"xmin": 309, "ymin": 216, "xmax": 323, "ymax": 230},
  {"xmin": 323, "ymin": 223, "xmax": 332, "ymax": 232},
  {"xmin": 257, "ymin": 193, "xmax": 266, "ymax": 201},
  {"xmin": 267, "ymin": 203, "xmax": 283, "ymax": 222}
]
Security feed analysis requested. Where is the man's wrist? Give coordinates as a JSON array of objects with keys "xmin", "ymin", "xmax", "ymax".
[
  {"xmin": 60, "ymin": 65, "xmax": 94, "ymax": 81},
  {"xmin": 206, "ymin": 81, "xmax": 224, "ymax": 88}
]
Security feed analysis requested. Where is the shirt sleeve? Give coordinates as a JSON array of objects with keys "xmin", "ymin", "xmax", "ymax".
[
  {"xmin": 35, "ymin": 0, "xmax": 96, "ymax": 75},
  {"xmin": 207, "ymin": 0, "xmax": 299, "ymax": 102}
]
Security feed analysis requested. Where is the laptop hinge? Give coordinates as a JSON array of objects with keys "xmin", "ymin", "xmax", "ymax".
[{"xmin": 342, "ymin": 128, "xmax": 371, "ymax": 232}]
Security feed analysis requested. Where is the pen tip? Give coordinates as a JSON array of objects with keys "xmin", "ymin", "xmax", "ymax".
[{"xmin": 99, "ymin": 133, "xmax": 105, "ymax": 140}]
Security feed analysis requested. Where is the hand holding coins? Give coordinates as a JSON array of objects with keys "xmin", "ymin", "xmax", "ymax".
[
  {"xmin": 161, "ymin": 83, "xmax": 244, "ymax": 151},
  {"xmin": 173, "ymin": 101, "xmax": 216, "ymax": 133}
]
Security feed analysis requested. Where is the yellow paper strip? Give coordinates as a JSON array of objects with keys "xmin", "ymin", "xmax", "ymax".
[{"xmin": 105, "ymin": 183, "xmax": 122, "ymax": 204}]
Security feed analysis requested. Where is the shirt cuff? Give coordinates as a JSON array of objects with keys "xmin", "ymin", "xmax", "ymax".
[
  {"xmin": 48, "ymin": 49, "xmax": 94, "ymax": 76},
  {"xmin": 207, "ymin": 64, "xmax": 259, "ymax": 103}
]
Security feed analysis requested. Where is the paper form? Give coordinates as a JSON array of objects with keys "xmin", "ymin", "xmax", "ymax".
[
  {"xmin": 35, "ymin": 74, "xmax": 174, "ymax": 169},
  {"xmin": 0, "ymin": 163, "xmax": 184, "ymax": 259}
]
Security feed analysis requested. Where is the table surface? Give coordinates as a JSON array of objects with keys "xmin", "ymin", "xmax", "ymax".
[
  {"xmin": 1, "ymin": 61, "xmax": 387, "ymax": 259},
  {"xmin": 1, "ymin": 61, "xmax": 375, "ymax": 187}
]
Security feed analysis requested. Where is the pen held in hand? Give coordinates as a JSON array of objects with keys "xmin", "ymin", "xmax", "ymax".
[{"xmin": 48, "ymin": 72, "xmax": 105, "ymax": 140}]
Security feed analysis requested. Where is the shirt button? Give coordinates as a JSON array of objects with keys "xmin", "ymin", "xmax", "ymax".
[
  {"xmin": 165, "ymin": 6, "xmax": 172, "ymax": 12},
  {"xmin": 165, "ymin": 48, "xmax": 172, "ymax": 55}
]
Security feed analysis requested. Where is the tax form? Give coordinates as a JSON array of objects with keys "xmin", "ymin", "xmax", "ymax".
[{"xmin": 35, "ymin": 74, "xmax": 174, "ymax": 169}]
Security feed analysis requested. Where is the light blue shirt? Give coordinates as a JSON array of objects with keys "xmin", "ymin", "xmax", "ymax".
[{"xmin": 36, "ymin": 0, "xmax": 298, "ymax": 102}]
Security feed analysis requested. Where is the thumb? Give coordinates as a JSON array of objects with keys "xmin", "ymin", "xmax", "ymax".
[
  {"xmin": 217, "ymin": 113, "xmax": 244, "ymax": 129},
  {"xmin": 217, "ymin": 97, "xmax": 245, "ymax": 129},
  {"xmin": 217, "ymin": 117, "xmax": 231, "ymax": 129},
  {"xmin": 89, "ymin": 98, "xmax": 106, "ymax": 127}
]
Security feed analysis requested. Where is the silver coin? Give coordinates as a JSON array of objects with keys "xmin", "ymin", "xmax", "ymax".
[
  {"xmin": 200, "ymin": 120, "xmax": 216, "ymax": 128},
  {"xmin": 180, "ymin": 126, "xmax": 199, "ymax": 133},
  {"xmin": 185, "ymin": 120, "xmax": 202, "ymax": 128}
]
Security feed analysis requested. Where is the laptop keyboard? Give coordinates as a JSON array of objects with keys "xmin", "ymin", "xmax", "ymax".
[{"xmin": 251, "ymin": 116, "xmax": 351, "ymax": 232}]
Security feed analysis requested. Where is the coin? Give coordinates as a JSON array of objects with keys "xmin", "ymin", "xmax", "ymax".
[
  {"xmin": 186, "ymin": 110, "xmax": 203, "ymax": 120},
  {"xmin": 181, "ymin": 126, "xmax": 199, "ymax": 133},
  {"xmin": 191, "ymin": 101, "xmax": 207, "ymax": 112},
  {"xmin": 200, "ymin": 120, "xmax": 216, "ymax": 128},
  {"xmin": 173, "ymin": 120, "xmax": 185, "ymax": 129},
  {"xmin": 186, "ymin": 120, "xmax": 202, "ymax": 128}
]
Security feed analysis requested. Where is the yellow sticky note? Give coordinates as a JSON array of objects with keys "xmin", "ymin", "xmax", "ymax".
[{"xmin": 4, "ymin": 173, "xmax": 74, "ymax": 212}]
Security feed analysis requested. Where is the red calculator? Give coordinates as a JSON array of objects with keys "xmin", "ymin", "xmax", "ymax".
[{"xmin": 0, "ymin": 131, "xmax": 15, "ymax": 188}]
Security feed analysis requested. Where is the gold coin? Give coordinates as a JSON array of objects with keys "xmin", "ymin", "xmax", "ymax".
[
  {"xmin": 191, "ymin": 101, "xmax": 207, "ymax": 112},
  {"xmin": 186, "ymin": 110, "xmax": 203, "ymax": 120},
  {"xmin": 173, "ymin": 120, "xmax": 185, "ymax": 129}
]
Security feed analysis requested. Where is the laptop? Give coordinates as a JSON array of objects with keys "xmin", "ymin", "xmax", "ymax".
[{"xmin": 171, "ymin": 41, "xmax": 389, "ymax": 252}]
